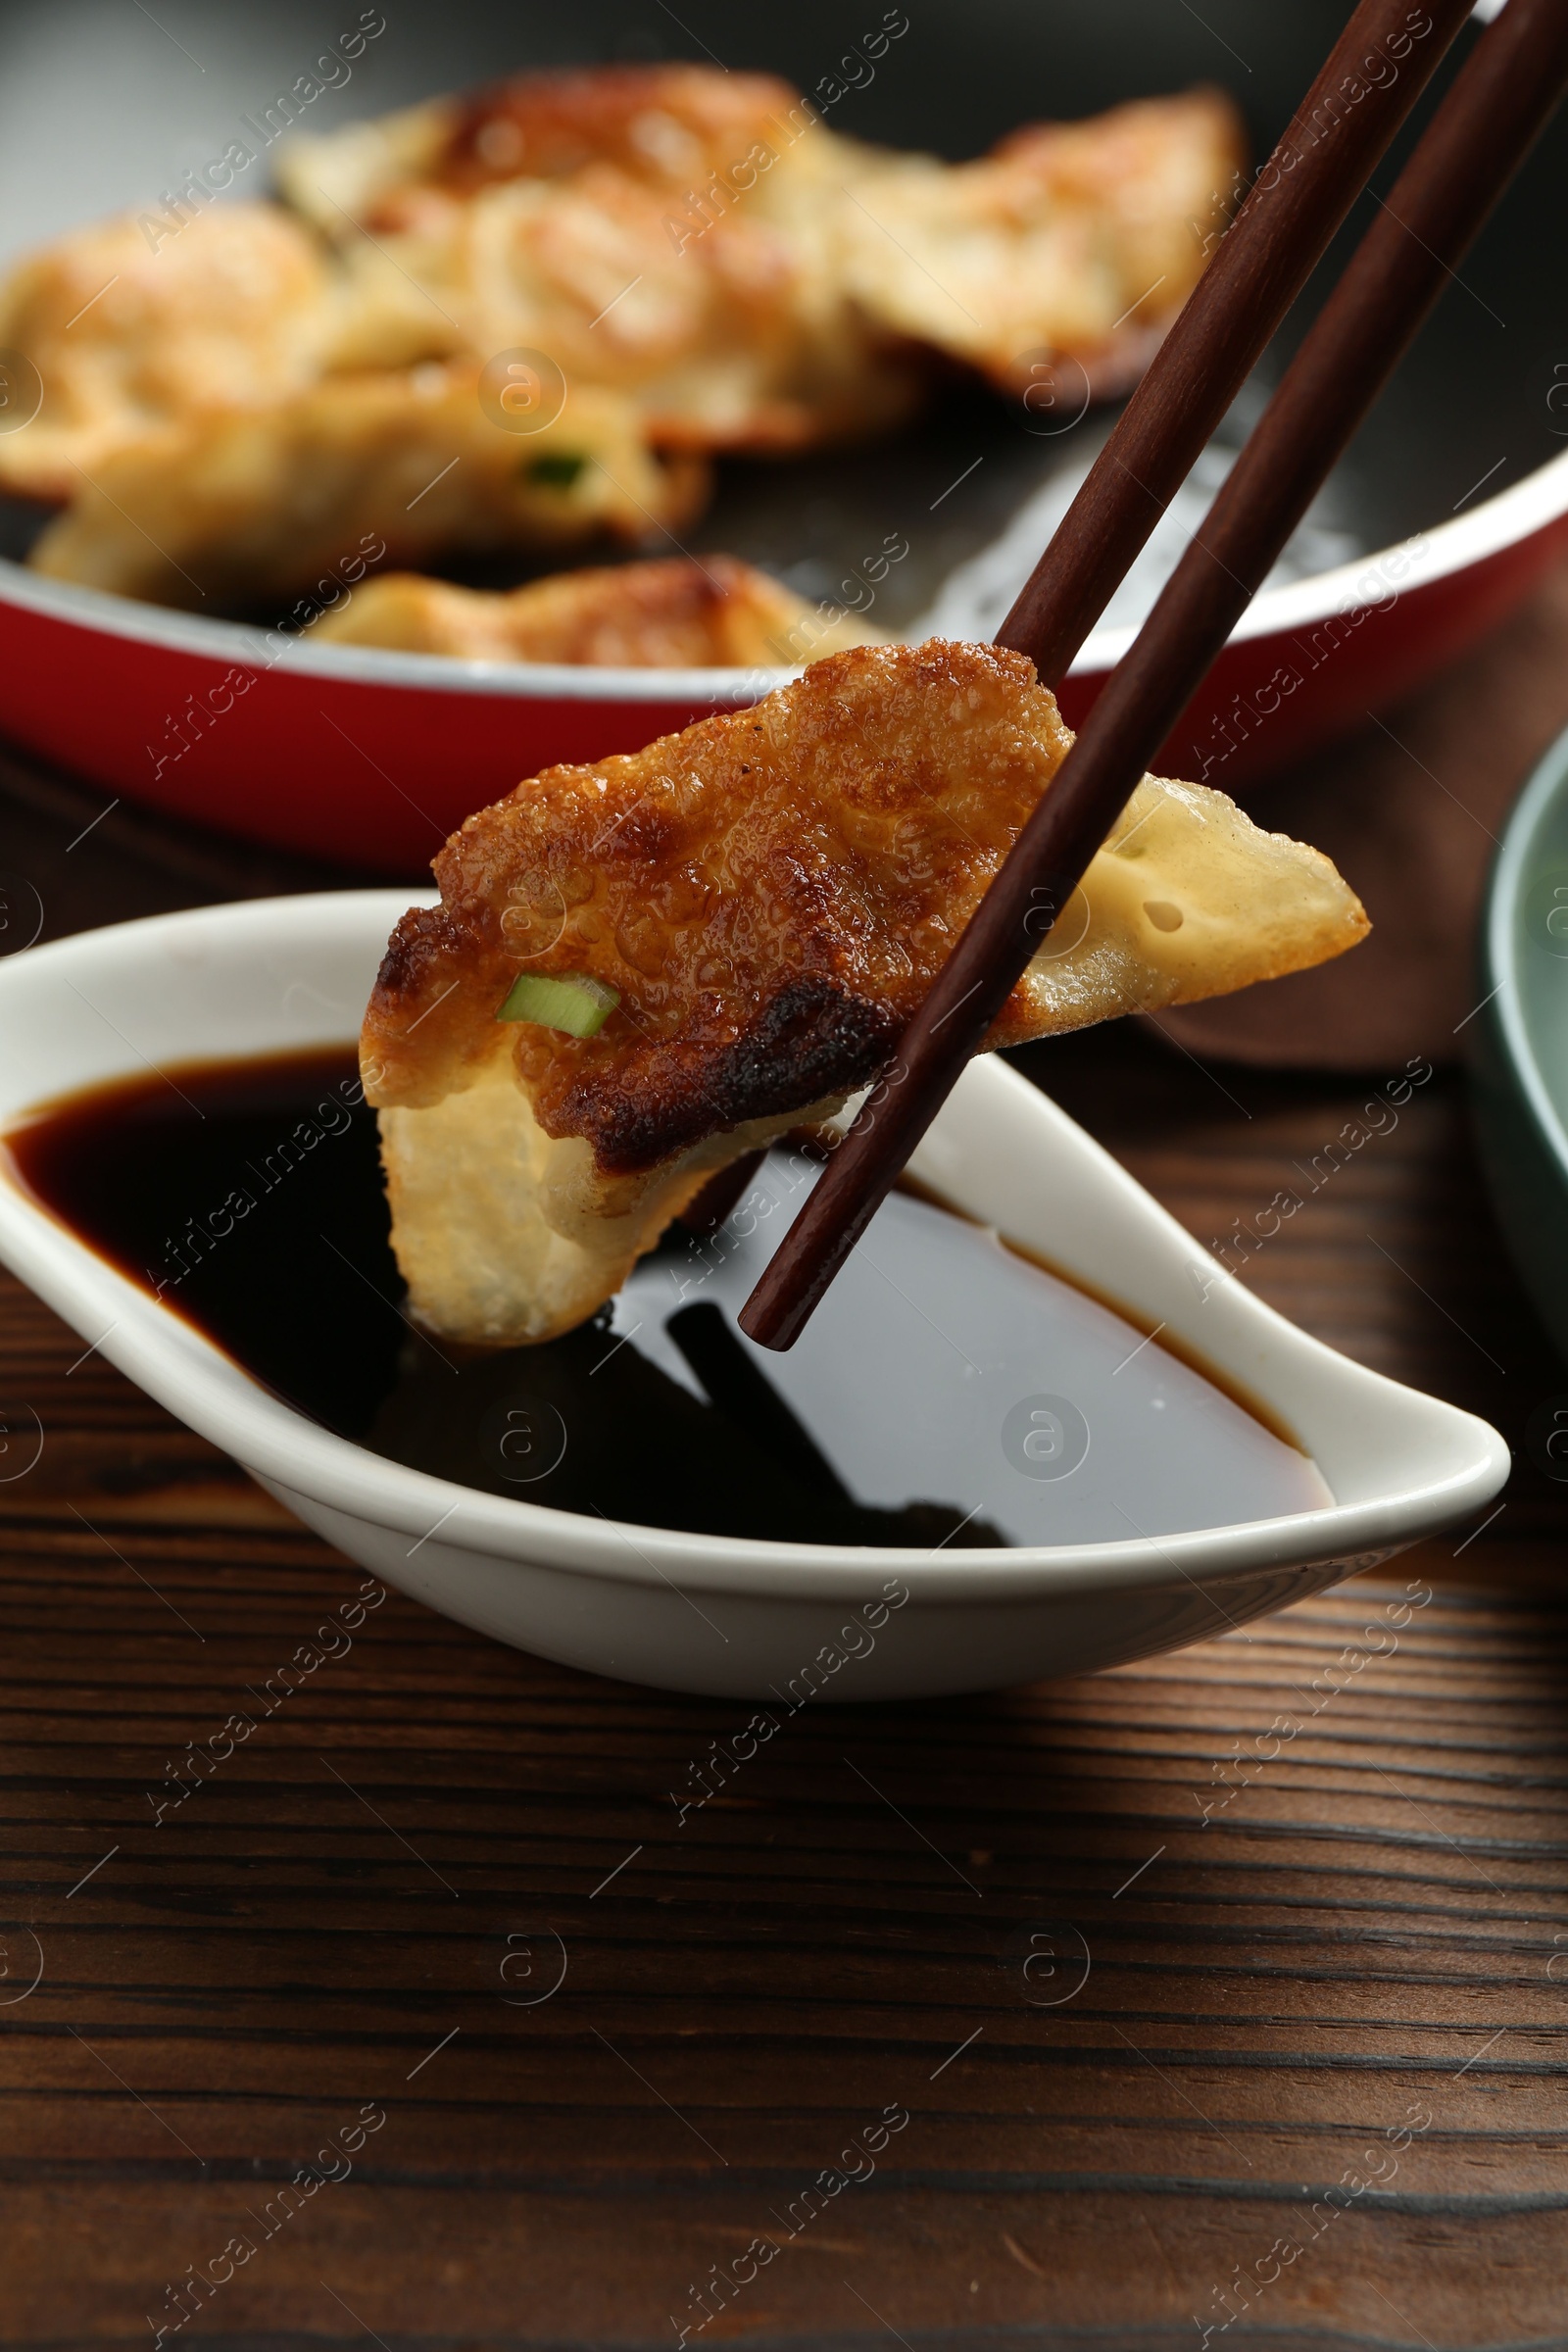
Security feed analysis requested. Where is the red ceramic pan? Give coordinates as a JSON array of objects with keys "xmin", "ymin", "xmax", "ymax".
[{"xmin": 2, "ymin": 0, "xmax": 1565, "ymax": 873}]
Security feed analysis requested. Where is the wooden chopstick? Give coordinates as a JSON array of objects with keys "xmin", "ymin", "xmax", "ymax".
[
  {"xmin": 741, "ymin": 0, "xmax": 1568, "ymax": 1352},
  {"xmin": 998, "ymin": 0, "xmax": 1476, "ymax": 688}
]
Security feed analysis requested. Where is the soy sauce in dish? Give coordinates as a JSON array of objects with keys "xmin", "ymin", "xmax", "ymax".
[{"xmin": 3, "ymin": 1047, "xmax": 1332, "ymax": 1545}]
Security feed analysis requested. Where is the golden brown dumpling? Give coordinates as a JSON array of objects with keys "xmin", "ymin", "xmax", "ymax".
[
  {"xmin": 313, "ymin": 554, "xmax": 882, "ymax": 666},
  {"xmin": 839, "ymin": 91, "xmax": 1246, "ymax": 401},
  {"xmin": 28, "ymin": 365, "xmax": 708, "ymax": 609},
  {"xmin": 280, "ymin": 66, "xmax": 1241, "ymax": 450},
  {"xmin": 0, "ymin": 206, "xmax": 333, "ymax": 498},
  {"xmin": 361, "ymin": 640, "xmax": 1366, "ymax": 1345}
]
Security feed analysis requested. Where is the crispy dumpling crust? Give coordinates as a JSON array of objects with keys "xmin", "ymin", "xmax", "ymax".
[
  {"xmin": 278, "ymin": 66, "xmax": 805, "ymax": 231},
  {"xmin": 363, "ymin": 641, "xmax": 1365, "ymax": 1345},
  {"xmin": 363, "ymin": 640, "xmax": 1367, "ymax": 1181},
  {"xmin": 312, "ymin": 555, "xmax": 882, "ymax": 666},
  {"xmin": 416, "ymin": 65, "xmax": 807, "ymax": 205},
  {"xmin": 283, "ymin": 64, "xmax": 921, "ymax": 456}
]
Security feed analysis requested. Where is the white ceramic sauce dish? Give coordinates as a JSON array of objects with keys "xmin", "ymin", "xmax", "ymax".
[{"xmin": 0, "ymin": 893, "xmax": 1507, "ymax": 1699}]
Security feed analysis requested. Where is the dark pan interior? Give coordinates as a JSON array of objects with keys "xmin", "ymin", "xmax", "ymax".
[{"xmin": 0, "ymin": 0, "xmax": 1562, "ymax": 634}]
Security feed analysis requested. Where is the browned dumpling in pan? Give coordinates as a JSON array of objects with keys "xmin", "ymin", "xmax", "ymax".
[
  {"xmin": 4, "ymin": 64, "xmax": 1246, "ymax": 612},
  {"xmin": 0, "ymin": 206, "xmax": 333, "ymax": 498},
  {"xmin": 278, "ymin": 63, "xmax": 809, "ymax": 226},
  {"xmin": 839, "ymin": 92, "xmax": 1246, "ymax": 402},
  {"xmin": 288, "ymin": 65, "xmax": 922, "ymax": 454},
  {"xmin": 281, "ymin": 65, "xmax": 1242, "ymax": 449},
  {"xmin": 28, "ymin": 365, "xmax": 708, "ymax": 609},
  {"xmin": 313, "ymin": 554, "xmax": 882, "ymax": 666}
]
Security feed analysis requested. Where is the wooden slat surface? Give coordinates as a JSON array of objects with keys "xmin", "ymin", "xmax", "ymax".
[{"xmin": 2, "ymin": 747, "xmax": 1567, "ymax": 2349}]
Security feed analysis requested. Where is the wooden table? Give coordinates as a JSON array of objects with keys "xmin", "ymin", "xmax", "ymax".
[{"xmin": 3, "ymin": 745, "xmax": 1566, "ymax": 2350}]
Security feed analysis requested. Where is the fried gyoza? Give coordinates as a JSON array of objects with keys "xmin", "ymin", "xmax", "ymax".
[
  {"xmin": 361, "ymin": 641, "xmax": 1367, "ymax": 1346},
  {"xmin": 280, "ymin": 64, "xmax": 1241, "ymax": 451},
  {"xmin": 324, "ymin": 165, "xmax": 919, "ymax": 453},
  {"xmin": 277, "ymin": 64, "xmax": 809, "ymax": 225},
  {"xmin": 289, "ymin": 67, "xmax": 918, "ymax": 453},
  {"xmin": 841, "ymin": 93, "xmax": 1245, "ymax": 399},
  {"xmin": 29, "ymin": 365, "xmax": 707, "ymax": 609},
  {"xmin": 6, "ymin": 66, "xmax": 1244, "ymax": 612},
  {"xmin": 313, "ymin": 555, "xmax": 882, "ymax": 666},
  {"xmin": 0, "ymin": 206, "xmax": 332, "ymax": 498}
]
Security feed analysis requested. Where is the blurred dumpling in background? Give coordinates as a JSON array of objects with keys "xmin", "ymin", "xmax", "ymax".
[
  {"xmin": 837, "ymin": 92, "xmax": 1245, "ymax": 401},
  {"xmin": 2, "ymin": 61, "xmax": 1245, "ymax": 616},
  {"xmin": 0, "ymin": 205, "xmax": 333, "ymax": 497},
  {"xmin": 283, "ymin": 64, "xmax": 926, "ymax": 454},
  {"xmin": 28, "ymin": 366, "xmax": 706, "ymax": 608},
  {"xmin": 312, "ymin": 554, "xmax": 884, "ymax": 666}
]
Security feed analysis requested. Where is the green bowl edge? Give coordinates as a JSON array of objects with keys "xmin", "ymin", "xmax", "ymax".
[{"xmin": 1473, "ymin": 719, "xmax": 1568, "ymax": 1368}]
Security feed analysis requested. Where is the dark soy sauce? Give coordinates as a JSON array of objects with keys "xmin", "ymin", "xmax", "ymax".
[{"xmin": 4, "ymin": 1049, "xmax": 1331, "ymax": 1547}]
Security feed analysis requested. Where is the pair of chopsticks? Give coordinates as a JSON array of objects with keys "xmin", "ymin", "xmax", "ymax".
[{"xmin": 742, "ymin": 0, "xmax": 1568, "ymax": 1351}]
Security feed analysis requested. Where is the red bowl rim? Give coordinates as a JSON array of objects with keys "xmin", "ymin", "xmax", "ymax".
[{"xmin": 6, "ymin": 443, "xmax": 1568, "ymax": 701}]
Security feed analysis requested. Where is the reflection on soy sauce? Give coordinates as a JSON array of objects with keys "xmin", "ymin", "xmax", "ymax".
[{"xmin": 368, "ymin": 1287, "xmax": 1000, "ymax": 1544}]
